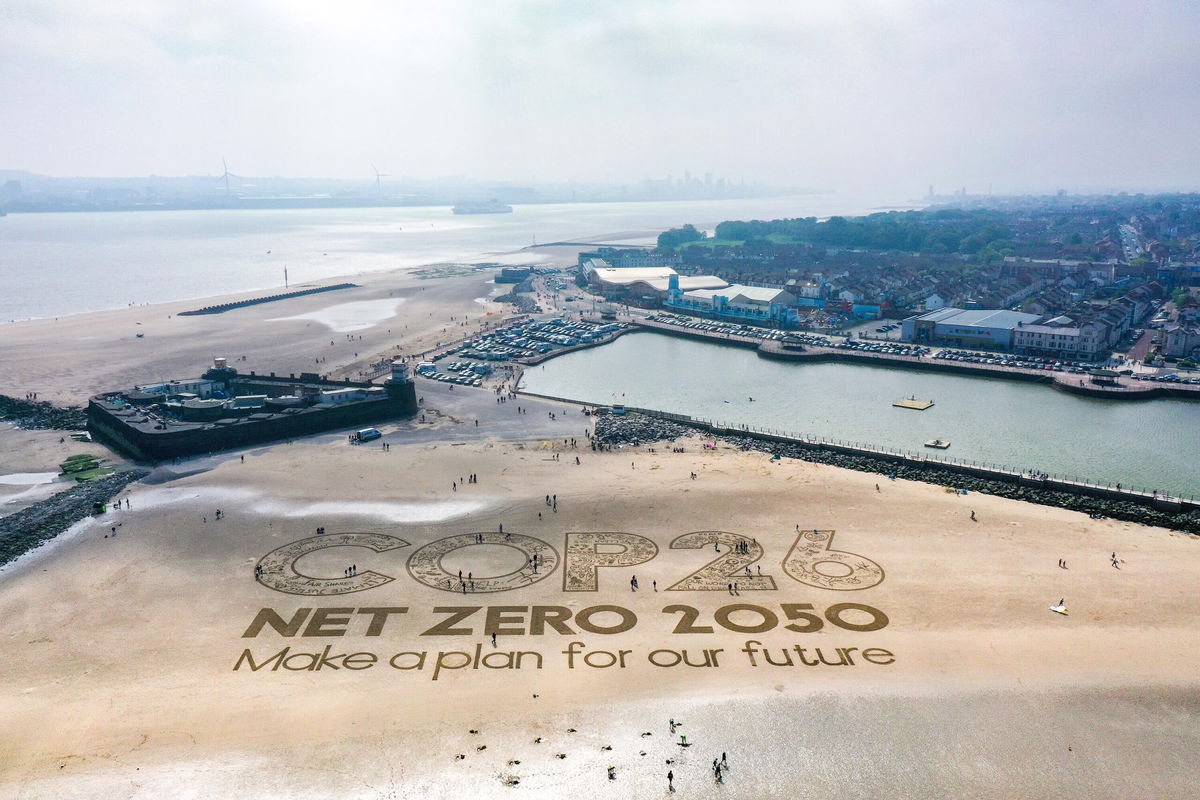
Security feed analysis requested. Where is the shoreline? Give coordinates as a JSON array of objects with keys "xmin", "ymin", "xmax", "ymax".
[
  {"xmin": 579, "ymin": 412, "xmax": 1200, "ymax": 530},
  {"xmin": 2, "ymin": 432, "xmax": 1198, "ymax": 798},
  {"xmin": 0, "ymin": 195, "xmax": 917, "ymax": 325}
]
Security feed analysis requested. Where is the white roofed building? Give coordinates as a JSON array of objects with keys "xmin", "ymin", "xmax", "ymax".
[
  {"xmin": 665, "ymin": 280, "xmax": 800, "ymax": 328},
  {"xmin": 587, "ymin": 266, "xmax": 678, "ymax": 290}
]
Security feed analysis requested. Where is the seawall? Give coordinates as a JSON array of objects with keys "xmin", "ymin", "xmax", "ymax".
[
  {"xmin": 88, "ymin": 382, "xmax": 417, "ymax": 462},
  {"xmin": 629, "ymin": 319, "xmax": 1200, "ymax": 401}
]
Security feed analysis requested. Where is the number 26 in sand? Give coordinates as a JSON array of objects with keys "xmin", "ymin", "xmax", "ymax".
[{"xmin": 256, "ymin": 529, "xmax": 884, "ymax": 596}]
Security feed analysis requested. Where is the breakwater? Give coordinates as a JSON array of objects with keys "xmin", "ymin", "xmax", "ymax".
[
  {"xmin": 583, "ymin": 411, "xmax": 1200, "ymax": 534},
  {"xmin": 178, "ymin": 283, "xmax": 358, "ymax": 316},
  {"xmin": 0, "ymin": 395, "xmax": 87, "ymax": 430},
  {"xmin": 0, "ymin": 469, "xmax": 149, "ymax": 566}
]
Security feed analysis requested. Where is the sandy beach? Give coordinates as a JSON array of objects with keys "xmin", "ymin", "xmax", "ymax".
[{"xmin": 1, "ymin": 257, "xmax": 1199, "ymax": 799}]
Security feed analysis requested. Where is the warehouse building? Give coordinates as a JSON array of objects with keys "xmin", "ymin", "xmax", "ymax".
[{"xmin": 901, "ymin": 307, "xmax": 1040, "ymax": 350}]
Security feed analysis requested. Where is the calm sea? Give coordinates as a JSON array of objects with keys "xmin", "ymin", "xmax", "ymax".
[{"xmin": 0, "ymin": 195, "xmax": 904, "ymax": 322}]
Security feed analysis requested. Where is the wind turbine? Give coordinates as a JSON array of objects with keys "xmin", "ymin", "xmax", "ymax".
[
  {"xmin": 371, "ymin": 163, "xmax": 389, "ymax": 195},
  {"xmin": 219, "ymin": 157, "xmax": 242, "ymax": 195}
]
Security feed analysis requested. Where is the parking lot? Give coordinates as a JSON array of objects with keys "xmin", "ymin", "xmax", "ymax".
[{"xmin": 416, "ymin": 316, "xmax": 627, "ymax": 386}]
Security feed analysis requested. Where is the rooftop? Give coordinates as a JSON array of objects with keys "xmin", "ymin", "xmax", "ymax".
[
  {"xmin": 641, "ymin": 275, "xmax": 727, "ymax": 292},
  {"xmin": 684, "ymin": 284, "xmax": 792, "ymax": 303},
  {"xmin": 589, "ymin": 266, "xmax": 678, "ymax": 285},
  {"xmin": 912, "ymin": 307, "xmax": 1040, "ymax": 329}
]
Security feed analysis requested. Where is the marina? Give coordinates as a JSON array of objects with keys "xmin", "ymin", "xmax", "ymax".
[{"xmin": 520, "ymin": 331, "xmax": 1200, "ymax": 496}]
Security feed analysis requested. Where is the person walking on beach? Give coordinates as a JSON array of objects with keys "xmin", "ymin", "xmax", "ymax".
[
  {"xmin": 970, "ymin": 510, "xmax": 977, "ymax": 521},
  {"xmin": 667, "ymin": 769, "xmax": 674, "ymax": 793}
]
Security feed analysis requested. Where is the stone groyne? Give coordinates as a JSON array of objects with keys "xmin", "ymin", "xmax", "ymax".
[
  {"xmin": 0, "ymin": 395, "xmax": 88, "ymax": 430},
  {"xmin": 0, "ymin": 469, "xmax": 149, "ymax": 566},
  {"xmin": 178, "ymin": 283, "xmax": 358, "ymax": 316}
]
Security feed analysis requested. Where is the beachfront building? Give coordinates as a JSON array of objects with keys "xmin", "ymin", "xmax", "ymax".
[
  {"xmin": 1011, "ymin": 317, "xmax": 1084, "ymax": 359},
  {"xmin": 623, "ymin": 274, "xmax": 728, "ymax": 302},
  {"xmin": 586, "ymin": 265, "xmax": 677, "ymax": 292},
  {"xmin": 584, "ymin": 264, "xmax": 727, "ymax": 304},
  {"xmin": 1164, "ymin": 322, "xmax": 1200, "ymax": 359},
  {"xmin": 665, "ymin": 277, "xmax": 800, "ymax": 328},
  {"xmin": 901, "ymin": 307, "xmax": 1040, "ymax": 350}
]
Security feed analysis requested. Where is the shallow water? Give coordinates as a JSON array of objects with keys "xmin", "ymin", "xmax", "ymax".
[
  {"xmin": 267, "ymin": 297, "xmax": 406, "ymax": 333},
  {"xmin": 127, "ymin": 485, "xmax": 491, "ymax": 523},
  {"xmin": 0, "ymin": 472, "xmax": 59, "ymax": 486},
  {"xmin": 0, "ymin": 195, "xmax": 905, "ymax": 321}
]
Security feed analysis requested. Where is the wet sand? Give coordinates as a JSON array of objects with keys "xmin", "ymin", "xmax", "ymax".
[
  {"xmin": 1, "ymin": 252, "xmax": 1198, "ymax": 798},
  {"xmin": 0, "ymin": 246, "xmax": 573, "ymax": 407},
  {"xmin": 2, "ymin": 433, "xmax": 1198, "ymax": 798}
]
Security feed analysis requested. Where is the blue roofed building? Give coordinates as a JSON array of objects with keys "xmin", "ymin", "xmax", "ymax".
[{"xmin": 901, "ymin": 307, "xmax": 1040, "ymax": 350}]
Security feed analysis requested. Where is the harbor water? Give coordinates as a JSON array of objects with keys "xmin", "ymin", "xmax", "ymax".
[{"xmin": 520, "ymin": 332, "xmax": 1200, "ymax": 497}]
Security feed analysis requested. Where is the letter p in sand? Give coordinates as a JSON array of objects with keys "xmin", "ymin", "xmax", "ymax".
[{"xmin": 563, "ymin": 532, "xmax": 658, "ymax": 592}]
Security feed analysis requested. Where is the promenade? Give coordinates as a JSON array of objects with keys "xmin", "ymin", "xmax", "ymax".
[{"xmin": 630, "ymin": 317, "xmax": 1200, "ymax": 401}]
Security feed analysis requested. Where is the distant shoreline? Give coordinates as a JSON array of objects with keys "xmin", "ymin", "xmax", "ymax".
[{"xmin": 0, "ymin": 192, "xmax": 815, "ymax": 216}]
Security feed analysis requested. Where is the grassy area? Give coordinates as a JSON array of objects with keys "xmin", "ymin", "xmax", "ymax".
[{"xmin": 679, "ymin": 233, "xmax": 806, "ymax": 250}]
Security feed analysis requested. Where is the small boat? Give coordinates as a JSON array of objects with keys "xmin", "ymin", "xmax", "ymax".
[
  {"xmin": 136, "ymin": 332, "xmax": 145, "ymax": 338},
  {"xmin": 924, "ymin": 439, "xmax": 950, "ymax": 449}
]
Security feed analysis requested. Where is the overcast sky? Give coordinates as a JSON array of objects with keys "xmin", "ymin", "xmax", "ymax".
[{"xmin": 3, "ymin": 0, "xmax": 1199, "ymax": 196}]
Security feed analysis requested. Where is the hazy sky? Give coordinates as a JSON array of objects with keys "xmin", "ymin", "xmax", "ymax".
[{"xmin": 3, "ymin": 0, "xmax": 1199, "ymax": 195}]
